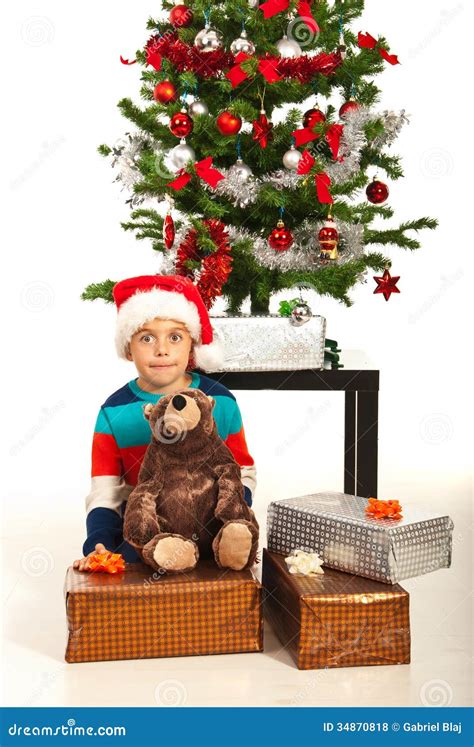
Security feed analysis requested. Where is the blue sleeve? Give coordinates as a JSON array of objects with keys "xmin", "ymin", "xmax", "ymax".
[
  {"xmin": 83, "ymin": 507, "xmax": 123, "ymax": 555},
  {"xmin": 243, "ymin": 485, "xmax": 252, "ymax": 507}
]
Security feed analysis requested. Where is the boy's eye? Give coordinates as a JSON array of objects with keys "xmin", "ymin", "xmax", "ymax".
[
  {"xmin": 170, "ymin": 333, "xmax": 182, "ymax": 342},
  {"xmin": 141, "ymin": 334, "xmax": 155, "ymax": 343}
]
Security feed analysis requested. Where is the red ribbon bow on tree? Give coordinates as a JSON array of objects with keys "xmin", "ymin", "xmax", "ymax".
[
  {"xmin": 145, "ymin": 44, "xmax": 162, "ymax": 70},
  {"xmin": 358, "ymin": 31, "xmax": 400, "ymax": 65},
  {"xmin": 296, "ymin": 151, "xmax": 333, "ymax": 204},
  {"xmin": 167, "ymin": 156, "xmax": 225, "ymax": 191},
  {"xmin": 259, "ymin": 0, "xmax": 320, "ymax": 34},
  {"xmin": 291, "ymin": 123, "xmax": 344, "ymax": 160},
  {"xmin": 226, "ymin": 52, "xmax": 282, "ymax": 88}
]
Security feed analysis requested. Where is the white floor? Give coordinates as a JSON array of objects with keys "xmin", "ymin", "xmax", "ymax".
[{"xmin": 2, "ymin": 487, "xmax": 472, "ymax": 708}]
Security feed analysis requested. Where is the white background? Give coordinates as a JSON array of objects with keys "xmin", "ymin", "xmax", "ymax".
[{"xmin": 2, "ymin": 0, "xmax": 472, "ymax": 708}]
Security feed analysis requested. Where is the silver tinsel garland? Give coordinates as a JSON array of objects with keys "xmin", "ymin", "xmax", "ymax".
[
  {"xmin": 110, "ymin": 109, "xmax": 409, "ymax": 273},
  {"xmin": 326, "ymin": 107, "xmax": 409, "ymax": 184},
  {"xmin": 228, "ymin": 219, "xmax": 365, "ymax": 271},
  {"xmin": 109, "ymin": 131, "xmax": 160, "ymax": 207}
]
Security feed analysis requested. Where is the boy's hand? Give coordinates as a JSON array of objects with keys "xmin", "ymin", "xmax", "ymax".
[{"xmin": 73, "ymin": 543, "xmax": 107, "ymax": 572}]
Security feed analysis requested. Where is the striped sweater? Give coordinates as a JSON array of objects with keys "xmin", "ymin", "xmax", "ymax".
[{"xmin": 83, "ymin": 372, "xmax": 256, "ymax": 561}]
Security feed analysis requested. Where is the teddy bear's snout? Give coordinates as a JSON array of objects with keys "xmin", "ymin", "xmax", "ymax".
[
  {"xmin": 162, "ymin": 393, "xmax": 202, "ymax": 435},
  {"xmin": 171, "ymin": 395, "xmax": 186, "ymax": 411}
]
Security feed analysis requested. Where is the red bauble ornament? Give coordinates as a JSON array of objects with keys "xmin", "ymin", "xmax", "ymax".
[
  {"xmin": 339, "ymin": 99, "xmax": 360, "ymax": 118},
  {"xmin": 216, "ymin": 110, "xmax": 242, "ymax": 136},
  {"xmin": 169, "ymin": 4, "xmax": 194, "ymax": 28},
  {"xmin": 153, "ymin": 80, "xmax": 177, "ymax": 104},
  {"xmin": 163, "ymin": 212, "xmax": 175, "ymax": 250},
  {"xmin": 252, "ymin": 110, "xmax": 273, "ymax": 149},
  {"xmin": 373, "ymin": 268, "xmax": 400, "ymax": 301},
  {"xmin": 366, "ymin": 177, "xmax": 389, "ymax": 204},
  {"xmin": 318, "ymin": 216, "xmax": 339, "ymax": 260},
  {"xmin": 268, "ymin": 220, "xmax": 294, "ymax": 251},
  {"xmin": 303, "ymin": 108, "xmax": 326, "ymax": 129},
  {"xmin": 169, "ymin": 110, "xmax": 194, "ymax": 138}
]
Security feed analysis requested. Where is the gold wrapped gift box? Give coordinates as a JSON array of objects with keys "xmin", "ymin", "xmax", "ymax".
[
  {"xmin": 263, "ymin": 549, "xmax": 410, "ymax": 670},
  {"xmin": 64, "ymin": 561, "xmax": 263, "ymax": 663}
]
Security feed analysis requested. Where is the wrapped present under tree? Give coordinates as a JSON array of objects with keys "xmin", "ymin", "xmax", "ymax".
[{"xmin": 64, "ymin": 561, "xmax": 263, "ymax": 663}]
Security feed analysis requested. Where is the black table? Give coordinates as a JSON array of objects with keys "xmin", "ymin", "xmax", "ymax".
[{"xmin": 206, "ymin": 369, "xmax": 379, "ymax": 498}]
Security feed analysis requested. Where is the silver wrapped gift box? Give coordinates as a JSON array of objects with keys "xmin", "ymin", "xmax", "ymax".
[
  {"xmin": 209, "ymin": 314, "xmax": 326, "ymax": 372},
  {"xmin": 267, "ymin": 492, "xmax": 454, "ymax": 584}
]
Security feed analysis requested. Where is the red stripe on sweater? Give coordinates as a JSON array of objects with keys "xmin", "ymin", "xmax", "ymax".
[{"xmin": 224, "ymin": 426, "xmax": 255, "ymax": 466}]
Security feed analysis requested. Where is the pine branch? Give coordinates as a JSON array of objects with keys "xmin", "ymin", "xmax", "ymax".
[
  {"xmin": 364, "ymin": 217, "xmax": 438, "ymax": 250},
  {"xmin": 81, "ymin": 280, "xmax": 116, "ymax": 303},
  {"xmin": 361, "ymin": 148, "xmax": 404, "ymax": 179},
  {"xmin": 97, "ymin": 144, "xmax": 112, "ymax": 156}
]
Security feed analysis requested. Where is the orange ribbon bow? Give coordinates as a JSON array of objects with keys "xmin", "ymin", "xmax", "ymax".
[
  {"xmin": 365, "ymin": 497, "xmax": 403, "ymax": 520},
  {"xmin": 88, "ymin": 551, "xmax": 126, "ymax": 574}
]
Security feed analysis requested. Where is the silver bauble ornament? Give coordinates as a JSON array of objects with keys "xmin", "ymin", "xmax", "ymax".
[
  {"xmin": 248, "ymin": 0, "xmax": 259, "ymax": 7},
  {"xmin": 230, "ymin": 29, "xmax": 256, "ymax": 55},
  {"xmin": 228, "ymin": 158, "xmax": 253, "ymax": 180},
  {"xmin": 290, "ymin": 302, "xmax": 313, "ymax": 326},
  {"xmin": 188, "ymin": 98, "xmax": 209, "ymax": 117},
  {"xmin": 282, "ymin": 144, "xmax": 302, "ymax": 170},
  {"xmin": 276, "ymin": 34, "xmax": 302, "ymax": 58},
  {"xmin": 194, "ymin": 25, "xmax": 223, "ymax": 52},
  {"xmin": 170, "ymin": 139, "xmax": 195, "ymax": 169}
]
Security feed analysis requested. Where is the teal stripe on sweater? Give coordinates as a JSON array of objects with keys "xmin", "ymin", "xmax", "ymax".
[{"xmin": 102, "ymin": 394, "xmax": 241, "ymax": 449}]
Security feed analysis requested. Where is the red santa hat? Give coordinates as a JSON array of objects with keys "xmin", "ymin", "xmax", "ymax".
[{"xmin": 113, "ymin": 275, "xmax": 224, "ymax": 372}]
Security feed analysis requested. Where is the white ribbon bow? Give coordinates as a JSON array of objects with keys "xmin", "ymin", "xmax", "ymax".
[{"xmin": 285, "ymin": 549, "xmax": 324, "ymax": 576}]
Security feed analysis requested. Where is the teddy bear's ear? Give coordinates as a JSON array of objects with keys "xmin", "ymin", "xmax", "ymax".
[{"xmin": 143, "ymin": 403, "xmax": 154, "ymax": 420}]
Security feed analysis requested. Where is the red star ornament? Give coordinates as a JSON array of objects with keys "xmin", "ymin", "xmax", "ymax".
[
  {"xmin": 373, "ymin": 269, "xmax": 400, "ymax": 301},
  {"xmin": 252, "ymin": 110, "xmax": 273, "ymax": 149}
]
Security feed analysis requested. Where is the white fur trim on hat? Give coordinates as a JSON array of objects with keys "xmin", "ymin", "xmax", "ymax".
[
  {"xmin": 115, "ymin": 288, "xmax": 201, "ymax": 359},
  {"xmin": 193, "ymin": 339, "xmax": 225, "ymax": 372}
]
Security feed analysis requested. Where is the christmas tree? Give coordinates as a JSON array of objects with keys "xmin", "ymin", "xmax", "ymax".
[{"xmin": 83, "ymin": 0, "xmax": 437, "ymax": 313}]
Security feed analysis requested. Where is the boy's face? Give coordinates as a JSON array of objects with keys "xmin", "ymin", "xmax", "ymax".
[{"xmin": 126, "ymin": 318, "xmax": 194, "ymax": 389}]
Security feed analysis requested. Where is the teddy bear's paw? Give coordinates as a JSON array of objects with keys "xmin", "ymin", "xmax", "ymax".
[
  {"xmin": 124, "ymin": 517, "xmax": 161, "ymax": 549},
  {"xmin": 143, "ymin": 534, "xmax": 199, "ymax": 573},
  {"xmin": 214, "ymin": 522, "xmax": 253, "ymax": 571}
]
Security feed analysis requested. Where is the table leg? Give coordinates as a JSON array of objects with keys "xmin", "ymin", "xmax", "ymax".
[
  {"xmin": 355, "ymin": 390, "xmax": 379, "ymax": 497},
  {"xmin": 344, "ymin": 391, "xmax": 356, "ymax": 494}
]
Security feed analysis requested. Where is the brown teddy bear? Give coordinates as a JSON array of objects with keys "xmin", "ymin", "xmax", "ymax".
[{"xmin": 123, "ymin": 388, "xmax": 259, "ymax": 573}]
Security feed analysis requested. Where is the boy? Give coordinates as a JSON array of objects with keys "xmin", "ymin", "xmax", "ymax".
[{"xmin": 73, "ymin": 275, "xmax": 256, "ymax": 571}]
